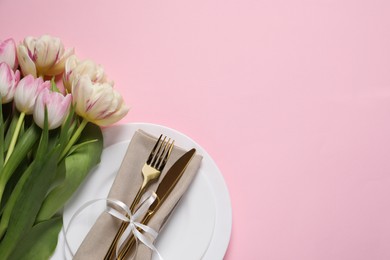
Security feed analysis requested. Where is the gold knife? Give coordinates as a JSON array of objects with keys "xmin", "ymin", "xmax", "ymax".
[{"xmin": 117, "ymin": 148, "xmax": 196, "ymax": 259}]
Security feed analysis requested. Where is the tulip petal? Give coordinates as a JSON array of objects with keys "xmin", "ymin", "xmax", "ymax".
[
  {"xmin": 14, "ymin": 75, "xmax": 50, "ymax": 114},
  {"xmin": 23, "ymin": 37, "xmax": 36, "ymax": 58},
  {"xmin": 63, "ymin": 54, "xmax": 78, "ymax": 92},
  {"xmin": 45, "ymin": 48, "xmax": 75, "ymax": 76},
  {"xmin": 33, "ymin": 88, "xmax": 71, "ymax": 129},
  {"xmin": 85, "ymin": 84, "xmax": 114, "ymax": 118},
  {"xmin": 63, "ymin": 55, "xmax": 113, "ymax": 93},
  {"xmin": 0, "ymin": 63, "xmax": 19, "ymax": 103},
  {"xmin": 17, "ymin": 45, "xmax": 37, "ymax": 77},
  {"xmin": 71, "ymin": 75, "xmax": 128, "ymax": 126},
  {"xmin": 72, "ymin": 76, "xmax": 93, "ymax": 118},
  {"xmin": 0, "ymin": 38, "xmax": 18, "ymax": 70},
  {"xmin": 94, "ymin": 99, "xmax": 129, "ymax": 126},
  {"xmin": 0, "ymin": 64, "xmax": 12, "ymax": 102},
  {"xmin": 35, "ymin": 36, "xmax": 61, "ymax": 71}
]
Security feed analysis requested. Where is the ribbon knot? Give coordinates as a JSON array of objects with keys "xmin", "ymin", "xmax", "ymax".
[
  {"xmin": 64, "ymin": 192, "xmax": 163, "ymax": 260},
  {"xmin": 106, "ymin": 193, "xmax": 162, "ymax": 259}
]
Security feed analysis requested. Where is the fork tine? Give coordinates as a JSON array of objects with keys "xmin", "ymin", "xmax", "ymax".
[
  {"xmin": 157, "ymin": 139, "xmax": 174, "ymax": 171},
  {"xmin": 150, "ymin": 136, "xmax": 166, "ymax": 166},
  {"xmin": 154, "ymin": 138, "xmax": 171, "ymax": 169},
  {"xmin": 146, "ymin": 134, "xmax": 163, "ymax": 165}
]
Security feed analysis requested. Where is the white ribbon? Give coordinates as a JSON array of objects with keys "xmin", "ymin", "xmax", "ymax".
[{"xmin": 64, "ymin": 192, "xmax": 163, "ymax": 260}]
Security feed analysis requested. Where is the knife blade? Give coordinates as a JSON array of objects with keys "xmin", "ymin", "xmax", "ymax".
[
  {"xmin": 148, "ymin": 147, "xmax": 196, "ymax": 213},
  {"xmin": 117, "ymin": 148, "xmax": 196, "ymax": 259}
]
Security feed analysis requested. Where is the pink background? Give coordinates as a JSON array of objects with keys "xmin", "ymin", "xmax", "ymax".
[{"xmin": 2, "ymin": 0, "xmax": 390, "ymax": 259}]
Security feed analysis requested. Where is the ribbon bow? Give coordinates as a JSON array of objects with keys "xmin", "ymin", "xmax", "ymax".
[{"xmin": 64, "ymin": 192, "xmax": 163, "ymax": 260}]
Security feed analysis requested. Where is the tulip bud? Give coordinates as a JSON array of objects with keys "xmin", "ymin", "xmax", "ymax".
[
  {"xmin": 0, "ymin": 38, "xmax": 18, "ymax": 71},
  {"xmin": 63, "ymin": 55, "xmax": 112, "ymax": 93},
  {"xmin": 33, "ymin": 88, "xmax": 72, "ymax": 129},
  {"xmin": 14, "ymin": 75, "xmax": 50, "ymax": 114},
  {"xmin": 17, "ymin": 35, "xmax": 74, "ymax": 77},
  {"xmin": 72, "ymin": 76, "xmax": 128, "ymax": 126},
  {"xmin": 0, "ymin": 62, "xmax": 20, "ymax": 104}
]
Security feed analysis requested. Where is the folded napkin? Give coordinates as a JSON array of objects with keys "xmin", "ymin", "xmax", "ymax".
[{"xmin": 73, "ymin": 129, "xmax": 202, "ymax": 260}]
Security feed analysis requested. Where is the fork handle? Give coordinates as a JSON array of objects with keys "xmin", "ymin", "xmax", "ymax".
[
  {"xmin": 103, "ymin": 185, "xmax": 146, "ymax": 260},
  {"xmin": 117, "ymin": 213, "xmax": 153, "ymax": 260}
]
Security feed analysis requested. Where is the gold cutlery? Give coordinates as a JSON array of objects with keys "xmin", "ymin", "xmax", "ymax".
[
  {"xmin": 104, "ymin": 134, "xmax": 174, "ymax": 260},
  {"xmin": 117, "ymin": 148, "xmax": 196, "ymax": 260}
]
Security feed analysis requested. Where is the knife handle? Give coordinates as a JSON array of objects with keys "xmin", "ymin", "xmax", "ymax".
[
  {"xmin": 117, "ymin": 213, "xmax": 153, "ymax": 260},
  {"xmin": 104, "ymin": 186, "xmax": 147, "ymax": 260}
]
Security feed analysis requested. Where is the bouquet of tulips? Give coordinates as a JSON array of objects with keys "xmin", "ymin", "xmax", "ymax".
[{"xmin": 0, "ymin": 35, "xmax": 129, "ymax": 259}]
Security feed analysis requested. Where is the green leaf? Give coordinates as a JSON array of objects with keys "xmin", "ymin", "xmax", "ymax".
[
  {"xmin": 0, "ymin": 165, "xmax": 33, "ymax": 239},
  {"xmin": 0, "ymin": 150, "xmax": 59, "ymax": 258},
  {"xmin": 8, "ymin": 217, "xmax": 62, "ymax": 260},
  {"xmin": 36, "ymin": 107, "xmax": 49, "ymax": 160},
  {"xmin": 37, "ymin": 123, "xmax": 103, "ymax": 221},
  {"xmin": 0, "ymin": 124, "xmax": 40, "ymax": 205},
  {"xmin": 68, "ymin": 139, "xmax": 98, "ymax": 155},
  {"xmin": 0, "ymin": 121, "xmax": 58, "ymax": 258},
  {"xmin": 0, "ymin": 103, "xmax": 4, "ymax": 169},
  {"xmin": 0, "ymin": 158, "xmax": 29, "ymax": 215},
  {"xmin": 58, "ymin": 105, "xmax": 76, "ymax": 155},
  {"xmin": 50, "ymin": 77, "xmax": 62, "ymax": 94}
]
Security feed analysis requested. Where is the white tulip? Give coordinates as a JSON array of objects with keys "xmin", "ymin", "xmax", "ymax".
[
  {"xmin": 17, "ymin": 35, "xmax": 74, "ymax": 77},
  {"xmin": 63, "ymin": 55, "xmax": 112, "ymax": 93},
  {"xmin": 72, "ymin": 75, "xmax": 128, "ymax": 126}
]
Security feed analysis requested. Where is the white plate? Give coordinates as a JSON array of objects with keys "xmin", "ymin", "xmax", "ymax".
[{"xmin": 51, "ymin": 123, "xmax": 231, "ymax": 260}]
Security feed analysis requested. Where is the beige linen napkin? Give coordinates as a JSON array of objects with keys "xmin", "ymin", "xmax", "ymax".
[{"xmin": 74, "ymin": 129, "xmax": 202, "ymax": 260}]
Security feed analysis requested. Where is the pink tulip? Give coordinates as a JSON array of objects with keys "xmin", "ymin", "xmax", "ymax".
[
  {"xmin": 14, "ymin": 75, "xmax": 50, "ymax": 114},
  {"xmin": 0, "ymin": 62, "xmax": 20, "ymax": 104},
  {"xmin": 0, "ymin": 38, "xmax": 18, "ymax": 71},
  {"xmin": 33, "ymin": 88, "xmax": 72, "ymax": 129},
  {"xmin": 17, "ymin": 35, "xmax": 74, "ymax": 77},
  {"xmin": 72, "ymin": 75, "xmax": 129, "ymax": 126}
]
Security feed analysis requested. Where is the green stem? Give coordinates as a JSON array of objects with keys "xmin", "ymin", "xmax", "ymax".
[
  {"xmin": 59, "ymin": 119, "xmax": 88, "ymax": 161},
  {"xmin": 4, "ymin": 112, "xmax": 25, "ymax": 165}
]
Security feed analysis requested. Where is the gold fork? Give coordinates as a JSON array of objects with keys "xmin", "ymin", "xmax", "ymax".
[{"xmin": 104, "ymin": 134, "xmax": 174, "ymax": 260}]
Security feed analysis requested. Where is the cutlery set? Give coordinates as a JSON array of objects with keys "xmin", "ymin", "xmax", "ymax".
[{"xmin": 104, "ymin": 134, "xmax": 196, "ymax": 260}]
